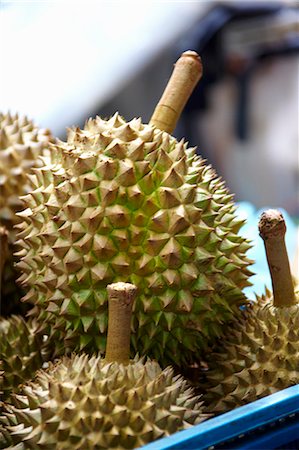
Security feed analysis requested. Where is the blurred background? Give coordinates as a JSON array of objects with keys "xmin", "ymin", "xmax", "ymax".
[{"xmin": 1, "ymin": 0, "xmax": 298, "ymax": 293}]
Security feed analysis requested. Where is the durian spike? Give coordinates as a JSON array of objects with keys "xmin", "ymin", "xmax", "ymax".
[
  {"xmin": 149, "ymin": 50, "xmax": 202, "ymax": 134},
  {"xmin": 105, "ymin": 282, "xmax": 137, "ymax": 364},
  {"xmin": 259, "ymin": 209, "xmax": 296, "ymax": 307},
  {"xmin": 0, "ymin": 226, "xmax": 9, "ymax": 281}
]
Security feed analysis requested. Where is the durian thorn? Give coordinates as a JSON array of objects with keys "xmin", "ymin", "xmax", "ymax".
[
  {"xmin": 105, "ymin": 282, "xmax": 137, "ymax": 364},
  {"xmin": 258, "ymin": 209, "xmax": 296, "ymax": 307},
  {"xmin": 0, "ymin": 225, "xmax": 9, "ymax": 281},
  {"xmin": 149, "ymin": 50, "xmax": 202, "ymax": 134}
]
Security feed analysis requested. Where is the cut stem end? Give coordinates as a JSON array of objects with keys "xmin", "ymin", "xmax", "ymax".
[
  {"xmin": 105, "ymin": 282, "xmax": 137, "ymax": 364},
  {"xmin": 259, "ymin": 209, "xmax": 296, "ymax": 307},
  {"xmin": 149, "ymin": 50, "xmax": 203, "ymax": 134}
]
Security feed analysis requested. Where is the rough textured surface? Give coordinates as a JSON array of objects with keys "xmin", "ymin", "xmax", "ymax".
[
  {"xmin": 16, "ymin": 114, "xmax": 252, "ymax": 367},
  {"xmin": 0, "ymin": 354, "xmax": 207, "ymax": 449},
  {"xmin": 0, "ymin": 315, "xmax": 46, "ymax": 401},
  {"xmin": 203, "ymin": 284, "xmax": 299, "ymax": 414},
  {"xmin": 0, "ymin": 112, "xmax": 54, "ymax": 316}
]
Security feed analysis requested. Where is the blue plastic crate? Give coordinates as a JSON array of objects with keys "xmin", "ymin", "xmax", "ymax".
[{"xmin": 140, "ymin": 385, "xmax": 299, "ymax": 450}]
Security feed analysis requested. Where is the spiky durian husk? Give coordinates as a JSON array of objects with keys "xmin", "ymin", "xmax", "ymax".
[
  {"xmin": 0, "ymin": 354, "xmax": 207, "ymax": 449},
  {"xmin": 0, "ymin": 315, "xmax": 46, "ymax": 401},
  {"xmin": 203, "ymin": 285, "xmax": 299, "ymax": 414},
  {"xmin": 16, "ymin": 114, "xmax": 252, "ymax": 367},
  {"xmin": 0, "ymin": 112, "xmax": 54, "ymax": 316}
]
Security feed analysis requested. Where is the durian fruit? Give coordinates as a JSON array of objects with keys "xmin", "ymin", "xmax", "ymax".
[
  {"xmin": 0, "ymin": 282, "xmax": 208, "ymax": 449},
  {"xmin": 203, "ymin": 209, "xmax": 299, "ymax": 414},
  {"xmin": 16, "ymin": 51, "xmax": 252, "ymax": 368},
  {"xmin": 0, "ymin": 112, "xmax": 54, "ymax": 316},
  {"xmin": 0, "ymin": 315, "xmax": 46, "ymax": 401}
]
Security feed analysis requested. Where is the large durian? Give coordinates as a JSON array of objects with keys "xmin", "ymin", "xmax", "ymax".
[
  {"xmin": 16, "ymin": 51, "xmax": 252, "ymax": 367},
  {"xmin": 0, "ymin": 112, "xmax": 54, "ymax": 316},
  {"xmin": 203, "ymin": 209, "xmax": 299, "ymax": 414},
  {"xmin": 0, "ymin": 282, "xmax": 208, "ymax": 449},
  {"xmin": 0, "ymin": 315, "xmax": 46, "ymax": 401}
]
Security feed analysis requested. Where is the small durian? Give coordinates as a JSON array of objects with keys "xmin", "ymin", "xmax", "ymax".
[
  {"xmin": 203, "ymin": 209, "xmax": 299, "ymax": 414},
  {"xmin": 15, "ymin": 52, "xmax": 252, "ymax": 368},
  {"xmin": 0, "ymin": 112, "xmax": 54, "ymax": 316},
  {"xmin": 0, "ymin": 315, "xmax": 46, "ymax": 401},
  {"xmin": 0, "ymin": 282, "xmax": 208, "ymax": 449}
]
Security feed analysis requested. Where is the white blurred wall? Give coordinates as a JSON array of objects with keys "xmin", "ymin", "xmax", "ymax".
[{"xmin": 0, "ymin": 1, "xmax": 208, "ymax": 135}]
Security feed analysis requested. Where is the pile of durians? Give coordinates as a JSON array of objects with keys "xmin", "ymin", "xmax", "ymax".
[{"xmin": 0, "ymin": 51, "xmax": 298, "ymax": 450}]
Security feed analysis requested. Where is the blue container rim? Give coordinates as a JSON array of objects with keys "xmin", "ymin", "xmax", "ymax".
[{"xmin": 140, "ymin": 384, "xmax": 299, "ymax": 450}]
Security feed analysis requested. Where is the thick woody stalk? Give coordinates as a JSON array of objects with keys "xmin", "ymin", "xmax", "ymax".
[
  {"xmin": 259, "ymin": 209, "xmax": 296, "ymax": 307},
  {"xmin": 149, "ymin": 50, "xmax": 203, "ymax": 134},
  {"xmin": 105, "ymin": 282, "xmax": 137, "ymax": 364}
]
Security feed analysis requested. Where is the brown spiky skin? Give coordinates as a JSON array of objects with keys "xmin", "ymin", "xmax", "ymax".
[
  {"xmin": 0, "ymin": 354, "xmax": 207, "ymax": 449},
  {"xmin": 16, "ymin": 114, "xmax": 252, "ymax": 367},
  {"xmin": 203, "ymin": 285, "xmax": 299, "ymax": 414},
  {"xmin": 0, "ymin": 112, "xmax": 54, "ymax": 316},
  {"xmin": 0, "ymin": 316, "xmax": 46, "ymax": 401}
]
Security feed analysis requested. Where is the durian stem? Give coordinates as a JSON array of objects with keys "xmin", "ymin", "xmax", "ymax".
[
  {"xmin": 105, "ymin": 282, "xmax": 137, "ymax": 364},
  {"xmin": 259, "ymin": 209, "xmax": 296, "ymax": 307},
  {"xmin": 0, "ymin": 226, "xmax": 9, "ymax": 282},
  {"xmin": 149, "ymin": 51, "xmax": 203, "ymax": 134}
]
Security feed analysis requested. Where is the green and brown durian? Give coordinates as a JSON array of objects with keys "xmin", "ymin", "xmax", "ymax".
[
  {"xmin": 15, "ymin": 52, "xmax": 252, "ymax": 368},
  {"xmin": 0, "ymin": 112, "xmax": 54, "ymax": 316},
  {"xmin": 203, "ymin": 210, "xmax": 299, "ymax": 414},
  {"xmin": 0, "ymin": 282, "xmax": 208, "ymax": 450},
  {"xmin": 0, "ymin": 315, "xmax": 47, "ymax": 401}
]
